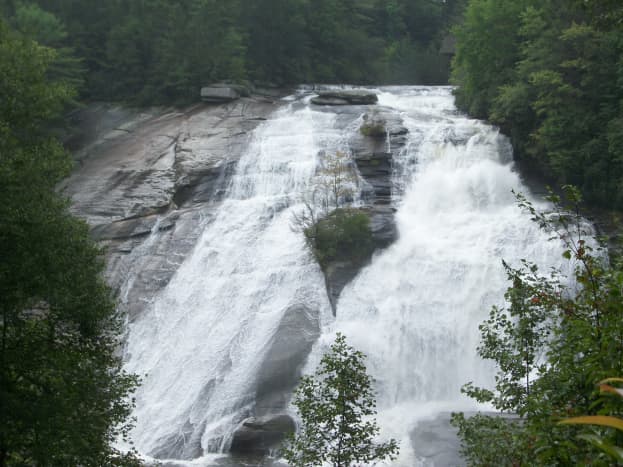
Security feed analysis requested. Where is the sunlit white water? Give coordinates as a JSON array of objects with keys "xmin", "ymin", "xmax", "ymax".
[
  {"xmin": 308, "ymin": 87, "xmax": 568, "ymax": 466},
  {"xmin": 124, "ymin": 101, "xmax": 337, "ymax": 458}
]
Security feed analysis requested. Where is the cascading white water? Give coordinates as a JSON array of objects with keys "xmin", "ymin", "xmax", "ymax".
[
  {"xmin": 123, "ymin": 101, "xmax": 338, "ymax": 462},
  {"xmin": 308, "ymin": 87, "xmax": 568, "ymax": 466},
  {"xmin": 123, "ymin": 86, "xmax": 570, "ymax": 466}
]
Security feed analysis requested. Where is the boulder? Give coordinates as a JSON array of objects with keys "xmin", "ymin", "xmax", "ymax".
[
  {"xmin": 229, "ymin": 414, "xmax": 296, "ymax": 455},
  {"xmin": 201, "ymin": 85, "xmax": 246, "ymax": 103},
  {"xmin": 410, "ymin": 413, "xmax": 463, "ymax": 466},
  {"xmin": 311, "ymin": 90, "xmax": 378, "ymax": 106}
]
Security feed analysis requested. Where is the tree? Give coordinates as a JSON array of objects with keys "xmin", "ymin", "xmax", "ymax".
[
  {"xmin": 0, "ymin": 21, "xmax": 139, "ymax": 465},
  {"xmin": 290, "ymin": 150, "xmax": 356, "ymax": 240},
  {"xmin": 11, "ymin": 2, "xmax": 84, "ymax": 92},
  {"xmin": 283, "ymin": 333, "xmax": 399, "ymax": 467},
  {"xmin": 290, "ymin": 151, "xmax": 371, "ymax": 268},
  {"xmin": 452, "ymin": 187, "xmax": 623, "ymax": 465}
]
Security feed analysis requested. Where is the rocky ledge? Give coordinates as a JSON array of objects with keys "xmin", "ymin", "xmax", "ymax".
[
  {"xmin": 311, "ymin": 90, "xmax": 378, "ymax": 106},
  {"xmin": 200, "ymin": 83, "xmax": 252, "ymax": 103}
]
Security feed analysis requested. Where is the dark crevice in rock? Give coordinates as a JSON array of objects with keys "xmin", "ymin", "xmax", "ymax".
[{"xmin": 90, "ymin": 212, "xmax": 175, "ymax": 241}]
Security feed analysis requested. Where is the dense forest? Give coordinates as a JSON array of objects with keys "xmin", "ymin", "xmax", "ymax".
[
  {"xmin": 451, "ymin": 0, "xmax": 623, "ymax": 210},
  {"xmin": 0, "ymin": 0, "xmax": 463, "ymax": 105},
  {"xmin": 0, "ymin": 20, "xmax": 141, "ymax": 465}
]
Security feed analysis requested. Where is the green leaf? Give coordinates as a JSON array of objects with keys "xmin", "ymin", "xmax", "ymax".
[
  {"xmin": 577, "ymin": 434, "xmax": 623, "ymax": 462},
  {"xmin": 559, "ymin": 416, "xmax": 623, "ymax": 432}
]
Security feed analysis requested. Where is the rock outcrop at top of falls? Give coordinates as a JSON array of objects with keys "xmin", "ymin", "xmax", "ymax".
[
  {"xmin": 311, "ymin": 90, "xmax": 378, "ymax": 106},
  {"xmin": 200, "ymin": 83, "xmax": 253, "ymax": 102}
]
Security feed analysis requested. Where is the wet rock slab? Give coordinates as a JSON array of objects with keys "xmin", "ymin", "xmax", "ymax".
[
  {"xmin": 255, "ymin": 305, "xmax": 321, "ymax": 415},
  {"xmin": 63, "ymin": 97, "xmax": 281, "ymax": 320}
]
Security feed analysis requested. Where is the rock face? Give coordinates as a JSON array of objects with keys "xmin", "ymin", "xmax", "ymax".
[
  {"xmin": 311, "ymin": 90, "xmax": 378, "ymax": 106},
  {"xmin": 319, "ymin": 108, "xmax": 409, "ymax": 312},
  {"xmin": 255, "ymin": 305, "xmax": 321, "ymax": 415},
  {"xmin": 410, "ymin": 414, "xmax": 464, "ymax": 466},
  {"xmin": 229, "ymin": 414, "xmax": 296, "ymax": 455},
  {"xmin": 63, "ymin": 97, "xmax": 280, "ymax": 321}
]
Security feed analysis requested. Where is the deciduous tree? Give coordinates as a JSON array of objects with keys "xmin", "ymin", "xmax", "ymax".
[{"xmin": 283, "ymin": 333, "xmax": 399, "ymax": 467}]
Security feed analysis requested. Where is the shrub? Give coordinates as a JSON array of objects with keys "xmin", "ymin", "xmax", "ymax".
[
  {"xmin": 305, "ymin": 208, "xmax": 374, "ymax": 268},
  {"xmin": 452, "ymin": 187, "xmax": 623, "ymax": 465},
  {"xmin": 359, "ymin": 120, "xmax": 386, "ymax": 138}
]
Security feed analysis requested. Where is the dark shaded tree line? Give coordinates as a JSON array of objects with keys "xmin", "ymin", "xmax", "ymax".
[
  {"xmin": 0, "ymin": 18, "xmax": 141, "ymax": 466},
  {"xmin": 451, "ymin": 0, "xmax": 623, "ymax": 210},
  {"xmin": 1, "ymin": 0, "xmax": 465, "ymax": 105}
]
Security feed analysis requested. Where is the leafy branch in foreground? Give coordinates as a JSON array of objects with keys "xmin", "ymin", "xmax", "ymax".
[
  {"xmin": 452, "ymin": 187, "xmax": 623, "ymax": 466},
  {"xmin": 560, "ymin": 378, "xmax": 623, "ymax": 463},
  {"xmin": 282, "ymin": 333, "xmax": 399, "ymax": 467}
]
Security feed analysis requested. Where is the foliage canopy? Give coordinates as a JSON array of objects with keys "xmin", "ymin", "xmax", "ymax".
[
  {"xmin": 452, "ymin": 0, "xmax": 623, "ymax": 210},
  {"xmin": 2, "ymin": 0, "xmax": 466, "ymax": 104},
  {"xmin": 0, "ymin": 20, "xmax": 139, "ymax": 466}
]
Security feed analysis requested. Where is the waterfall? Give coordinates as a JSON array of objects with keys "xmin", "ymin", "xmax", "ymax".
[
  {"xmin": 124, "ymin": 101, "xmax": 337, "ymax": 460},
  {"xmin": 309, "ymin": 87, "xmax": 567, "ymax": 465},
  {"xmin": 123, "ymin": 87, "xmax": 569, "ymax": 465}
]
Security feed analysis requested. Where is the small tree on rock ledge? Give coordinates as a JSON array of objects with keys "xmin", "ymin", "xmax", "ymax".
[{"xmin": 282, "ymin": 333, "xmax": 399, "ymax": 467}]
